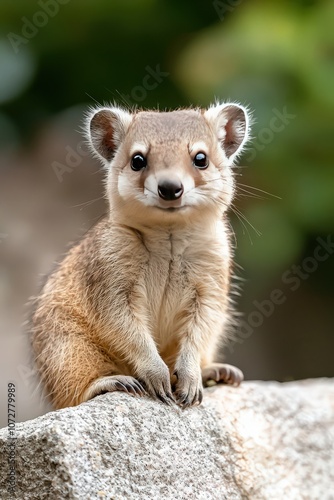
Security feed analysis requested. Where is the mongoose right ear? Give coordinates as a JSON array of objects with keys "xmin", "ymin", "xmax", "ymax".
[
  {"xmin": 88, "ymin": 107, "xmax": 133, "ymax": 162},
  {"xmin": 204, "ymin": 102, "xmax": 251, "ymax": 162}
]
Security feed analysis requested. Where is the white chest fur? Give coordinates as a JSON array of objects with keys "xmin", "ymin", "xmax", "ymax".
[{"xmin": 140, "ymin": 220, "xmax": 230, "ymax": 347}]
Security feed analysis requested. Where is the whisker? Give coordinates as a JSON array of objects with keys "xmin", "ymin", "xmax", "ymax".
[
  {"xmin": 230, "ymin": 206, "xmax": 253, "ymax": 244},
  {"xmin": 237, "ymin": 183, "xmax": 281, "ymax": 200},
  {"xmin": 69, "ymin": 196, "xmax": 105, "ymax": 209},
  {"xmin": 232, "ymin": 205, "xmax": 262, "ymax": 236},
  {"xmin": 235, "ymin": 190, "xmax": 267, "ymax": 201}
]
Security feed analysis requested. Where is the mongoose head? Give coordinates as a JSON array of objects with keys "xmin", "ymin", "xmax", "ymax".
[{"xmin": 87, "ymin": 103, "xmax": 250, "ymax": 226}]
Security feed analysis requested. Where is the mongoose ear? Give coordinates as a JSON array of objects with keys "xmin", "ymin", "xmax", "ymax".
[
  {"xmin": 88, "ymin": 107, "xmax": 133, "ymax": 162},
  {"xmin": 204, "ymin": 102, "xmax": 250, "ymax": 160}
]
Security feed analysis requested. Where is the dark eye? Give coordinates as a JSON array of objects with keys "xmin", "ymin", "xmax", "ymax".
[
  {"xmin": 193, "ymin": 152, "xmax": 208, "ymax": 169},
  {"xmin": 131, "ymin": 154, "xmax": 147, "ymax": 171}
]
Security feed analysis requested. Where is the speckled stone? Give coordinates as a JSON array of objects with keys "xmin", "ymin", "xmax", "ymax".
[{"xmin": 0, "ymin": 379, "xmax": 333, "ymax": 499}]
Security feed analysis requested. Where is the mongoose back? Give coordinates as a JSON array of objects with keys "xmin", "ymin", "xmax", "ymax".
[{"xmin": 31, "ymin": 102, "xmax": 250, "ymax": 409}]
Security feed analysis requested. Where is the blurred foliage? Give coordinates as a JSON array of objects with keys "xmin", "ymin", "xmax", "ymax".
[
  {"xmin": 0, "ymin": 0, "xmax": 333, "ymax": 382},
  {"xmin": 1, "ymin": 0, "xmax": 333, "ymax": 280}
]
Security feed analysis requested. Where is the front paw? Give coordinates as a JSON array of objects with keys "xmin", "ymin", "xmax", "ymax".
[
  {"xmin": 173, "ymin": 367, "xmax": 203, "ymax": 408},
  {"xmin": 137, "ymin": 361, "xmax": 175, "ymax": 406},
  {"xmin": 82, "ymin": 375, "xmax": 146, "ymax": 402},
  {"xmin": 202, "ymin": 363, "xmax": 244, "ymax": 387}
]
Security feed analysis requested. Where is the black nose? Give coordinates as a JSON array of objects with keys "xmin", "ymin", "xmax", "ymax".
[{"xmin": 158, "ymin": 180, "xmax": 184, "ymax": 201}]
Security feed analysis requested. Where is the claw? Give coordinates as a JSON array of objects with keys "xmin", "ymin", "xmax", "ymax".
[
  {"xmin": 157, "ymin": 393, "xmax": 173, "ymax": 406},
  {"xmin": 132, "ymin": 380, "xmax": 146, "ymax": 395},
  {"xmin": 191, "ymin": 389, "xmax": 202, "ymax": 406},
  {"xmin": 124, "ymin": 383, "xmax": 136, "ymax": 395},
  {"xmin": 166, "ymin": 391, "xmax": 176, "ymax": 402},
  {"xmin": 198, "ymin": 390, "xmax": 203, "ymax": 405},
  {"xmin": 113, "ymin": 377, "xmax": 145, "ymax": 396},
  {"xmin": 115, "ymin": 381, "xmax": 129, "ymax": 392},
  {"xmin": 176, "ymin": 392, "xmax": 189, "ymax": 405}
]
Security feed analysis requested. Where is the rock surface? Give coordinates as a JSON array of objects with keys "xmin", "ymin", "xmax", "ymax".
[{"xmin": 0, "ymin": 379, "xmax": 333, "ymax": 499}]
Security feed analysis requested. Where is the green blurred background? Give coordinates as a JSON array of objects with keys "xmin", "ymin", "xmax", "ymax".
[{"xmin": 0, "ymin": 0, "xmax": 333, "ymax": 426}]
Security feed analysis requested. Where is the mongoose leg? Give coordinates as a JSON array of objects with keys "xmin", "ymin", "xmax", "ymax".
[
  {"xmin": 94, "ymin": 284, "xmax": 176, "ymax": 405},
  {"xmin": 202, "ymin": 363, "xmax": 244, "ymax": 387},
  {"xmin": 172, "ymin": 365, "xmax": 203, "ymax": 408},
  {"xmin": 173, "ymin": 343, "xmax": 203, "ymax": 408},
  {"xmin": 137, "ymin": 370, "xmax": 175, "ymax": 406},
  {"xmin": 98, "ymin": 324, "xmax": 175, "ymax": 405},
  {"xmin": 82, "ymin": 375, "xmax": 146, "ymax": 402}
]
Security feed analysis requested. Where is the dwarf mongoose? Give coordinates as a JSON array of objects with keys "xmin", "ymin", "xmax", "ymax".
[{"xmin": 31, "ymin": 102, "xmax": 250, "ymax": 409}]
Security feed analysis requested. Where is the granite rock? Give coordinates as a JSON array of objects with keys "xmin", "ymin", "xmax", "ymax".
[{"xmin": 0, "ymin": 379, "xmax": 333, "ymax": 499}]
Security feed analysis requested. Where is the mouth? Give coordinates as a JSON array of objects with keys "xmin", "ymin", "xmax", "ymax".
[{"xmin": 156, "ymin": 205, "xmax": 188, "ymax": 212}]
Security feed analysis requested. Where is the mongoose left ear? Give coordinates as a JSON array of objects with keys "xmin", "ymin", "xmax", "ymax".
[
  {"xmin": 204, "ymin": 102, "xmax": 250, "ymax": 161},
  {"xmin": 88, "ymin": 106, "xmax": 133, "ymax": 162}
]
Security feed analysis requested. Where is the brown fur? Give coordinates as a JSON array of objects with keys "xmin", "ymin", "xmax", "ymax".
[{"xmin": 31, "ymin": 102, "xmax": 250, "ymax": 409}]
